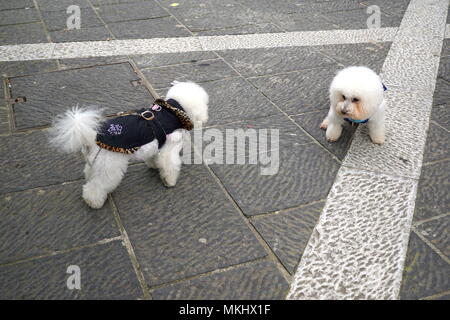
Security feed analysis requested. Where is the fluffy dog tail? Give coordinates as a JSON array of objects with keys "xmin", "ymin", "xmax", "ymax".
[{"xmin": 48, "ymin": 106, "xmax": 104, "ymax": 153}]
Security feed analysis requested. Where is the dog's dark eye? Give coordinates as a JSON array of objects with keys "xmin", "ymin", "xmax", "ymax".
[
  {"xmin": 342, "ymin": 95, "xmax": 346, "ymax": 100},
  {"xmin": 352, "ymin": 98, "xmax": 359, "ymax": 103}
]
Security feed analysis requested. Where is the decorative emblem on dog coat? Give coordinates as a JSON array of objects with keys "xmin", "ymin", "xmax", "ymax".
[
  {"xmin": 344, "ymin": 82, "xmax": 388, "ymax": 125},
  {"xmin": 107, "ymin": 123, "xmax": 123, "ymax": 135},
  {"xmin": 95, "ymin": 99, "xmax": 193, "ymax": 154}
]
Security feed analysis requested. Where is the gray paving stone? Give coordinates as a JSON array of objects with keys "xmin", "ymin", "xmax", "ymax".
[
  {"xmin": 0, "ymin": 7, "xmax": 39, "ymax": 26},
  {"xmin": 0, "ymin": 23, "xmax": 48, "ymax": 45},
  {"xmin": 275, "ymin": 12, "xmax": 342, "ymax": 32},
  {"xmin": 252, "ymin": 202, "xmax": 324, "ymax": 274},
  {"xmin": 94, "ymin": 1, "xmax": 168, "ymax": 23},
  {"xmin": 0, "ymin": 60, "xmax": 58, "ymax": 77},
  {"xmin": 441, "ymin": 39, "xmax": 450, "ymax": 57},
  {"xmin": 91, "ymin": 0, "xmax": 118, "ymax": 5},
  {"xmin": 431, "ymin": 105, "xmax": 450, "ymax": 130},
  {"xmin": 414, "ymin": 160, "xmax": 450, "ymax": 221},
  {"xmin": 400, "ymin": 232, "xmax": 450, "ymax": 300},
  {"xmin": 152, "ymin": 260, "xmax": 288, "ymax": 299},
  {"xmin": 416, "ymin": 216, "xmax": 450, "ymax": 259},
  {"xmin": 292, "ymin": 111, "xmax": 357, "ymax": 161},
  {"xmin": 210, "ymin": 143, "xmax": 339, "ymax": 216},
  {"xmin": 297, "ymin": 0, "xmax": 366, "ymax": 14},
  {"xmin": 0, "ymin": 78, "xmax": 4, "ymax": 98},
  {"xmin": 235, "ymin": 0, "xmax": 302, "ymax": 15},
  {"xmin": 321, "ymin": 7, "xmax": 402, "ymax": 29},
  {"xmin": 36, "ymin": 0, "xmax": 91, "ymax": 12},
  {"xmin": 112, "ymin": 164, "xmax": 267, "ymax": 286},
  {"xmin": 0, "ymin": 106, "xmax": 9, "ymax": 135},
  {"xmin": 132, "ymin": 51, "xmax": 217, "ymax": 69},
  {"xmin": 0, "ymin": 131, "xmax": 84, "ymax": 194},
  {"xmin": 9, "ymin": 63, "xmax": 153, "ymax": 130},
  {"xmin": 195, "ymin": 23, "xmax": 282, "ymax": 36},
  {"xmin": 433, "ymin": 293, "xmax": 450, "ymax": 300},
  {"xmin": 58, "ymin": 56, "xmax": 129, "ymax": 69},
  {"xmin": 361, "ymin": 0, "xmax": 410, "ymax": 18},
  {"xmin": 41, "ymin": 7, "xmax": 103, "ymax": 31},
  {"xmin": 314, "ymin": 42, "xmax": 392, "ymax": 74},
  {"xmin": 141, "ymin": 58, "xmax": 238, "ymax": 89},
  {"xmin": 160, "ymin": 0, "xmax": 268, "ymax": 32},
  {"xmin": 249, "ymin": 67, "xmax": 339, "ymax": 115},
  {"xmin": 438, "ymin": 56, "xmax": 450, "ymax": 82},
  {"xmin": 92, "ymin": 0, "xmax": 162, "ymax": 4},
  {"xmin": 423, "ymin": 123, "xmax": 450, "ymax": 163},
  {"xmin": 49, "ymin": 26, "xmax": 112, "ymax": 42},
  {"xmin": 197, "ymin": 114, "xmax": 312, "ymax": 165},
  {"xmin": 0, "ymin": 182, "xmax": 119, "ymax": 264},
  {"xmin": 0, "ymin": 0, "xmax": 34, "ymax": 10},
  {"xmin": 218, "ymin": 46, "xmax": 335, "ymax": 78},
  {"xmin": 429, "ymin": 292, "xmax": 450, "ymax": 300},
  {"xmin": 108, "ymin": 16, "xmax": 191, "ymax": 39},
  {"xmin": 433, "ymin": 78, "xmax": 450, "ymax": 107},
  {"xmin": 158, "ymin": 77, "xmax": 280, "ymax": 126},
  {"xmin": 0, "ymin": 241, "xmax": 142, "ymax": 299}
]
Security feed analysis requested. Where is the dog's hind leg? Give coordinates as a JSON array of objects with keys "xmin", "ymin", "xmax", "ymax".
[
  {"xmin": 82, "ymin": 149, "xmax": 129, "ymax": 209},
  {"xmin": 154, "ymin": 131, "xmax": 183, "ymax": 187}
]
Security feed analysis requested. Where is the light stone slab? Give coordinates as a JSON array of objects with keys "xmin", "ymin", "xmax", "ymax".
[
  {"xmin": 287, "ymin": 167, "xmax": 417, "ymax": 300},
  {"xmin": 0, "ymin": 28, "xmax": 398, "ymax": 62}
]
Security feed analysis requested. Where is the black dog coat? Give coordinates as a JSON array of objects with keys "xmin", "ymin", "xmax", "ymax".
[{"xmin": 96, "ymin": 99, "xmax": 193, "ymax": 154}]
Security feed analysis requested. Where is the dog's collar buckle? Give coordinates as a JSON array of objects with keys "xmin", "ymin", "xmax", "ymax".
[{"xmin": 140, "ymin": 110, "xmax": 155, "ymax": 120}]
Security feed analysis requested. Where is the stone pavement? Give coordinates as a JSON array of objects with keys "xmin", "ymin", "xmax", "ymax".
[{"xmin": 0, "ymin": 0, "xmax": 448, "ymax": 300}]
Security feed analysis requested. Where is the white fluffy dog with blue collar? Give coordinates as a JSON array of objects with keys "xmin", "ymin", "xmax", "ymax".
[
  {"xmin": 49, "ymin": 81, "xmax": 208, "ymax": 209},
  {"xmin": 320, "ymin": 66, "xmax": 386, "ymax": 144}
]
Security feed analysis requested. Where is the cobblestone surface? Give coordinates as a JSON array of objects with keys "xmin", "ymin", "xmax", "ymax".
[{"xmin": 0, "ymin": 0, "xmax": 448, "ymax": 300}]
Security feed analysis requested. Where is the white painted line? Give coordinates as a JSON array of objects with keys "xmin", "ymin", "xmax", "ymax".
[
  {"xmin": 0, "ymin": 27, "xmax": 398, "ymax": 61},
  {"xmin": 446, "ymin": 23, "xmax": 450, "ymax": 38},
  {"xmin": 288, "ymin": 0, "xmax": 449, "ymax": 300}
]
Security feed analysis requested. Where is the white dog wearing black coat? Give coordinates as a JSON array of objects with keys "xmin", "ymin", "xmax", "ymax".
[
  {"xmin": 49, "ymin": 81, "xmax": 208, "ymax": 209},
  {"xmin": 320, "ymin": 66, "xmax": 386, "ymax": 144}
]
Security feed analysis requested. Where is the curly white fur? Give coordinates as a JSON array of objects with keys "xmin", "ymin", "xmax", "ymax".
[
  {"xmin": 320, "ymin": 66, "xmax": 386, "ymax": 144},
  {"xmin": 48, "ymin": 81, "xmax": 208, "ymax": 209}
]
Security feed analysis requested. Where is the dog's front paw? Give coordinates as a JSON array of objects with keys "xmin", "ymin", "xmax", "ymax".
[
  {"xmin": 370, "ymin": 135, "xmax": 385, "ymax": 144},
  {"xmin": 160, "ymin": 175, "xmax": 177, "ymax": 188},
  {"xmin": 325, "ymin": 125, "xmax": 342, "ymax": 142},
  {"xmin": 320, "ymin": 118, "xmax": 329, "ymax": 130},
  {"xmin": 82, "ymin": 183, "xmax": 107, "ymax": 209}
]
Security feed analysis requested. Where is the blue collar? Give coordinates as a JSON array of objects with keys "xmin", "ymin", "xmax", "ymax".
[{"xmin": 344, "ymin": 117, "xmax": 369, "ymax": 124}]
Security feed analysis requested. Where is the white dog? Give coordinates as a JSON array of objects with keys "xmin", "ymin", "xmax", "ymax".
[
  {"xmin": 320, "ymin": 66, "xmax": 386, "ymax": 144},
  {"xmin": 49, "ymin": 81, "xmax": 208, "ymax": 209}
]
